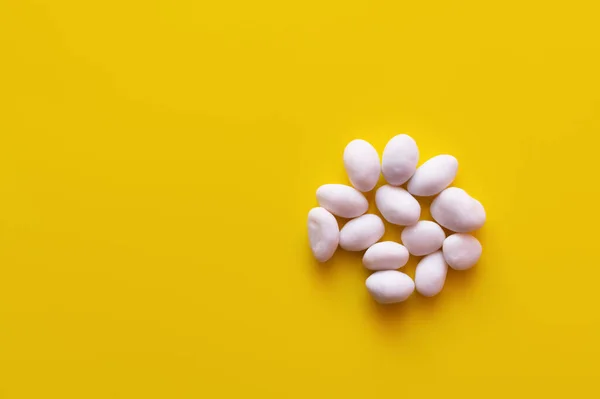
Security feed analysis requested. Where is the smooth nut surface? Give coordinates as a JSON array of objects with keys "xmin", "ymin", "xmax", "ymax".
[
  {"xmin": 375, "ymin": 185, "xmax": 420, "ymax": 226},
  {"xmin": 408, "ymin": 154, "xmax": 458, "ymax": 196},
  {"xmin": 339, "ymin": 214, "xmax": 385, "ymax": 251},
  {"xmin": 363, "ymin": 241, "xmax": 410, "ymax": 271},
  {"xmin": 343, "ymin": 139, "xmax": 380, "ymax": 192},
  {"xmin": 366, "ymin": 270, "xmax": 415, "ymax": 304},
  {"xmin": 316, "ymin": 184, "xmax": 368, "ymax": 218},
  {"xmin": 308, "ymin": 207, "xmax": 339, "ymax": 262},
  {"xmin": 382, "ymin": 134, "xmax": 419, "ymax": 186},
  {"xmin": 431, "ymin": 187, "xmax": 486, "ymax": 233},
  {"xmin": 443, "ymin": 233, "xmax": 482, "ymax": 270},
  {"xmin": 415, "ymin": 251, "xmax": 448, "ymax": 297},
  {"xmin": 401, "ymin": 220, "xmax": 445, "ymax": 256}
]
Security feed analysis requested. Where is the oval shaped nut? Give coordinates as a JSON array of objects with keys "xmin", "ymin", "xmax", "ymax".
[
  {"xmin": 415, "ymin": 251, "xmax": 448, "ymax": 297},
  {"xmin": 443, "ymin": 233, "xmax": 482, "ymax": 270},
  {"xmin": 339, "ymin": 214, "xmax": 385, "ymax": 251},
  {"xmin": 362, "ymin": 241, "xmax": 410, "ymax": 271},
  {"xmin": 366, "ymin": 270, "xmax": 415, "ymax": 304},
  {"xmin": 401, "ymin": 220, "xmax": 445, "ymax": 256},
  {"xmin": 316, "ymin": 184, "xmax": 368, "ymax": 218},
  {"xmin": 431, "ymin": 187, "xmax": 486, "ymax": 233},
  {"xmin": 343, "ymin": 139, "xmax": 381, "ymax": 192},
  {"xmin": 407, "ymin": 155, "xmax": 458, "ymax": 196},
  {"xmin": 375, "ymin": 185, "xmax": 421, "ymax": 226},
  {"xmin": 308, "ymin": 207, "xmax": 340, "ymax": 262},
  {"xmin": 382, "ymin": 134, "xmax": 419, "ymax": 185}
]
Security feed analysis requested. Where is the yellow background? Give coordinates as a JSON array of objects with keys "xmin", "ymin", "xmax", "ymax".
[{"xmin": 1, "ymin": 1, "xmax": 599, "ymax": 397}]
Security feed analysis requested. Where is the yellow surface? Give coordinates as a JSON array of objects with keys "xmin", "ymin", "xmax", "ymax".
[{"xmin": 1, "ymin": 1, "xmax": 600, "ymax": 397}]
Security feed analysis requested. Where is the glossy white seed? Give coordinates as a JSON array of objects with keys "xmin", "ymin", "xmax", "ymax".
[
  {"xmin": 375, "ymin": 185, "xmax": 421, "ymax": 226},
  {"xmin": 339, "ymin": 214, "xmax": 385, "ymax": 251},
  {"xmin": 362, "ymin": 241, "xmax": 410, "ymax": 271},
  {"xmin": 431, "ymin": 187, "xmax": 486, "ymax": 233},
  {"xmin": 443, "ymin": 234, "xmax": 482, "ymax": 270},
  {"xmin": 407, "ymin": 155, "xmax": 458, "ymax": 196},
  {"xmin": 316, "ymin": 184, "xmax": 368, "ymax": 218},
  {"xmin": 366, "ymin": 270, "xmax": 415, "ymax": 304},
  {"xmin": 415, "ymin": 251, "xmax": 448, "ymax": 297},
  {"xmin": 343, "ymin": 139, "xmax": 381, "ymax": 192},
  {"xmin": 308, "ymin": 207, "xmax": 340, "ymax": 262},
  {"xmin": 382, "ymin": 134, "xmax": 419, "ymax": 186},
  {"xmin": 401, "ymin": 220, "xmax": 445, "ymax": 256}
]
